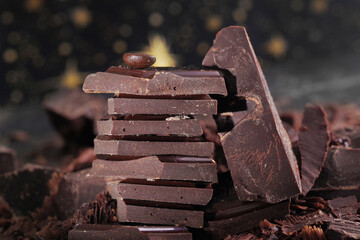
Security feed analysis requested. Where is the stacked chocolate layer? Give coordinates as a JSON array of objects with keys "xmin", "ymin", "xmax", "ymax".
[{"xmin": 83, "ymin": 66, "xmax": 227, "ymax": 228}]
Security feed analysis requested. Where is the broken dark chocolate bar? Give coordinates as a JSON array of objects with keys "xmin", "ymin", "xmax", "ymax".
[
  {"xmin": 0, "ymin": 164, "xmax": 57, "ymax": 216},
  {"xmin": 69, "ymin": 224, "xmax": 192, "ymax": 240},
  {"xmin": 299, "ymin": 105, "xmax": 330, "ymax": 195},
  {"xmin": 203, "ymin": 200, "xmax": 290, "ymax": 239},
  {"xmin": 94, "ymin": 137, "xmax": 214, "ymax": 157},
  {"xmin": 91, "ymin": 156, "xmax": 218, "ymax": 183},
  {"xmin": 314, "ymin": 146, "xmax": 360, "ymax": 189},
  {"xmin": 117, "ymin": 179, "xmax": 213, "ymax": 205},
  {"xmin": 107, "ymin": 96, "xmax": 217, "ymax": 115},
  {"xmin": 97, "ymin": 118, "xmax": 203, "ymax": 137},
  {"xmin": 107, "ymin": 182, "xmax": 204, "ymax": 228},
  {"xmin": 326, "ymin": 219, "xmax": 360, "ymax": 240},
  {"xmin": 43, "ymin": 89, "xmax": 106, "ymax": 147},
  {"xmin": 83, "ymin": 69, "xmax": 227, "ymax": 96},
  {"xmin": 54, "ymin": 169, "xmax": 107, "ymax": 219},
  {"xmin": 203, "ymin": 26, "xmax": 301, "ymax": 203},
  {"xmin": 0, "ymin": 146, "xmax": 17, "ymax": 174}
]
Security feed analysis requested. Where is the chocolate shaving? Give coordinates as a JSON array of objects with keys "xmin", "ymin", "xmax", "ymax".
[{"xmin": 299, "ymin": 105, "xmax": 330, "ymax": 195}]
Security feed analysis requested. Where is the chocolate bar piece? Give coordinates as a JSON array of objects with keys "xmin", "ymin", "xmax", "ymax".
[
  {"xmin": 326, "ymin": 219, "xmax": 360, "ymax": 240},
  {"xmin": 94, "ymin": 137, "xmax": 214, "ymax": 157},
  {"xmin": 83, "ymin": 68, "xmax": 227, "ymax": 96},
  {"xmin": 107, "ymin": 96, "xmax": 217, "ymax": 115},
  {"xmin": 0, "ymin": 164, "xmax": 57, "ymax": 216},
  {"xmin": 91, "ymin": 156, "xmax": 218, "ymax": 183},
  {"xmin": 314, "ymin": 146, "xmax": 360, "ymax": 189},
  {"xmin": 299, "ymin": 105, "xmax": 330, "ymax": 195},
  {"xmin": 107, "ymin": 182, "xmax": 204, "ymax": 228},
  {"xmin": 54, "ymin": 169, "xmax": 107, "ymax": 219},
  {"xmin": 69, "ymin": 224, "xmax": 192, "ymax": 240},
  {"xmin": 203, "ymin": 200, "xmax": 290, "ymax": 239},
  {"xmin": 327, "ymin": 196, "xmax": 360, "ymax": 221},
  {"xmin": 43, "ymin": 89, "xmax": 106, "ymax": 147},
  {"xmin": 203, "ymin": 26, "xmax": 301, "ymax": 203},
  {"xmin": 0, "ymin": 146, "xmax": 17, "ymax": 174},
  {"xmin": 118, "ymin": 179, "xmax": 213, "ymax": 205},
  {"xmin": 97, "ymin": 118, "xmax": 203, "ymax": 137}
]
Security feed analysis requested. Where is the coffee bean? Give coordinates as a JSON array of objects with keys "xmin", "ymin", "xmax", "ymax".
[{"xmin": 123, "ymin": 53, "xmax": 156, "ymax": 69}]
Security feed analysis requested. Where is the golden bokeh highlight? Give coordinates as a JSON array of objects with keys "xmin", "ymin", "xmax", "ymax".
[
  {"xmin": 113, "ymin": 40, "xmax": 127, "ymax": 54},
  {"xmin": 311, "ymin": 0, "xmax": 329, "ymax": 14},
  {"xmin": 143, "ymin": 35, "xmax": 177, "ymax": 67},
  {"xmin": 196, "ymin": 42, "xmax": 210, "ymax": 56},
  {"xmin": 206, "ymin": 15, "xmax": 223, "ymax": 32},
  {"xmin": 24, "ymin": 0, "xmax": 44, "ymax": 12},
  {"xmin": 264, "ymin": 35, "xmax": 288, "ymax": 59},
  {"xmin": 61, "ymin": 60, "xmax": 82, "ymax": 89},
  {"xmin": 3, "ymin": 49, "xmax": 18, "ymax": 63},
  {"xmin": 71, "ymin": 7, "xmax": 92, "ymax": 28}
]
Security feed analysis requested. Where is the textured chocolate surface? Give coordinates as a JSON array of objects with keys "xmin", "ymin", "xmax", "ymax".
[
  {"xmin": 94, "ymin": 137, "xmax": 214, "ymax": 157},
  {"xmin": 107, "ymin": 182, "xmax": 204, "ymax": 228},
  {"xmin": 83, "ymin": 69, "xmax": 227, "ymax": 96},
  {"xmin": 54, "ymin": 169, "xmax": 107, "ymax": 219},
  {"xmin": 326, "ymin": 219, "xmax": 360, "ymax": 240},
  {"xmin": 107, "ymin": 96, "xmax": 217, "ymax": 115},
  {"xmin": 69, "ymin": 224, "xmax": 192, "ymax": 240},
  {"xmin": 299, "ymin": 105, "xmax": 330, "ymax": 195},
  {"xmin": 97, "ymin": 118, "xmax": 203, "ymax": 136},
  {"xmin": 117, "ymin": 179, "xmax": 213, "ymax": 205},
  {"xmin": 314, "ymin": 146, "xmax": 360, "ymax": 189},
  {"xmin": 91, "ymin": 157, "xmax": 218, "ymax": 183},
  {"xmin": 203, "ymin": 26, "xmax": 301, "ymax": 203},
  {"xmin": 203, "ymin": 200, "xmax": 290, "ymax": 239}
]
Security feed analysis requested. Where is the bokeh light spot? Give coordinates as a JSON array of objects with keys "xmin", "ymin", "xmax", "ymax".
[
  {"xmin": 264, "ymin": 35, "xmax": 288, "ymax": 59},
  {"xmin": 206, "ymin": 15, "xmax": 223, "ymax": 32},
  {"xmin": 149, "ymin": 12, "xmax": 164, "ymax": 28},
  {"xmin": 58, "ymin": 42, "xmax": 73, "ymax": 56},
  {"xmin": 71, "ymin": 7, "xmax": 92, "ymax": 28},
  {"xmin": 3, "ymin": 49, "xmax": 18, "ymax": 63},
  {"xmin": 113, "ymin": 40, "xmax": 127, "ymax": 54}
]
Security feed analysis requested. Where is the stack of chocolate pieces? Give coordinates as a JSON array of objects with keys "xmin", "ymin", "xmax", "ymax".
[{"xmin": 82, "ymin": 58, "xmax": 228, "ymax": 229}]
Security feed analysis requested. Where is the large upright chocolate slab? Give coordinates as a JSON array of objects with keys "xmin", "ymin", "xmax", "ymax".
[
  {"xmin": 118, "ymin": 179, "xmax": 213, "ymax": 205},
  {"xmin": 97, "ymin": 118, "xmax": 203, "ymax": 136},
  {"xmin": 83, "ymin": 68, "xmax": 227, "ymax": 96},
  {"xmin": 91, "ymin": 156, "xmax": 218, "ymax": 183},
  {"xmin": 94, "ymin": 137, "xmax": 214, "ymax": 157},
  {"xmin": 108, "ymin": 96, "xmax": 217, "ymax": 115},
  {"xmin": 299, "ymin": 105, "xmax": 330, "ymax": 195},
  {"xmin": 69, "ymin": 224, "xmax": 192, "ymax": 240},
  {"xmin": 107, "ymin": 182, "xmax": 204, "ymax": 228},
  {"xmin": 203, "ymin": 26, "xmax": 301, "ymax": 203}
]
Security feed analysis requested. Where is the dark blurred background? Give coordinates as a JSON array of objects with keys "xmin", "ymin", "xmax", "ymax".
[{"xmin": 1, "ymin": 0, "xmax": 360, "ymax": 108}]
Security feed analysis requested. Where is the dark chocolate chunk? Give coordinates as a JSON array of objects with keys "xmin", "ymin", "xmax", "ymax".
[
  {"xmin": 203, "ymin": 200, "xmax": 290, "ymax": 239},
  {"xmin": 97, "ymin": 118, "xmax": 203, "ymax": 137},
  {"xmin": 277, "ymin": 210, "xmax": 333, "ymax": 235},
  {"xmin": 117, "ymin": 179, "xmax": 213, "ymax": 205},
  {"xmin": 326, "ymin": 219, "xmax": 360, "ymax": 240},
  {"xmin": 299, "ymin": 105, "xmax": 330, "ymax": 195},
  {"xmin": 107, "ymin": 182, "xmax": 204, "ymax": 228},
  {"xmin": 0, "ymin": 146, "xmax": 17, "ymax": 174},
  {"xmin": 43, "ymin": 89, "xmax": 106, "ymax": 148},
  {"xmin": 123, "ymin": 53, "xmax": 156, "ymax": 69},
  {"xmin": 107, "ymin": 96, "xmax": 217, "ymax": 115},
  {"xmin": 94, "ymin": 137, "xmax": 214, "ymax": 157},
  {"xmin": 327, "ymin": 196, "xmax": 360, "ymax": 221},
  {"xmin": 83, "ymin": 70, "xmax": 227, "ymax": 96},
  {"xmin": 314, "ymin": 146, "xmax": 360, "ymax": 189},
  {"xmin": 69, "ymin": 224, "xmax": 192, "ymax": 240},
  {"xmin": 54, "ymin": 169, "xmax": 106, "ymax": 219},
  {"xmin": 91, "ymin": 156, "xmax": 218, "ymax": 183},
  {"xmin": 202, "ymin": 26, "xmax": 301, "ymax": 203},
  {"xmin": 0, "ymin": 164, "xmax": 57, "ymax": 216}
]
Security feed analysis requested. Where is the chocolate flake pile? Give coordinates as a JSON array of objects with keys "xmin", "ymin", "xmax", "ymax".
[{"xmin": 1, "ymin": 26, "xmax": 360, "ymax": 240}]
